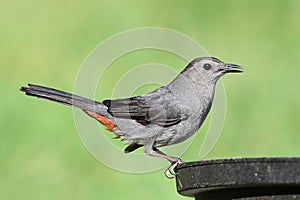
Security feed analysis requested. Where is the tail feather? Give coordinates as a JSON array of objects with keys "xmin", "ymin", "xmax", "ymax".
[{"xmin": 20, "ymin": 84, "xmax": 102, "ymax": 112}]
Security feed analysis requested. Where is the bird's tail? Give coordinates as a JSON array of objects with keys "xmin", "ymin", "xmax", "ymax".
[{"xmin": 20, "ymin": 84, "xmax": 102, "ymax": 112}]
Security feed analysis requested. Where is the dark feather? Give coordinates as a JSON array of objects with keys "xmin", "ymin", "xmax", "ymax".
[
  {"xmin": 124, "ymin": 143, "xmax": 143, "ymax": 153},
  {"xmin": 102, "ymin": 87, "xmax": 188, "ymax": 127},
  {"xmin": 20, "ymin": 84, "xmax": 101, "ymax": 112}
]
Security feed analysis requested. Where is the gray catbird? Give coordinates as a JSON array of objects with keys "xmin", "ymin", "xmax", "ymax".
[{"xmin": 20, "ymin": 57, "xmax": 243, "ymax": 178}]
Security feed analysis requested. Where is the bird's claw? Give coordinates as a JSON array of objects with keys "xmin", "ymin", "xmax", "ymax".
[
  {"xmin": 164, "ymin": 159, "xmax": 183, "ymax": 179},
  {"xmin": 164, "ymin": 168, "xmax": 175, "ymax": 179}
]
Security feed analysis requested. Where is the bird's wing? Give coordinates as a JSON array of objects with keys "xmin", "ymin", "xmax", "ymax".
[{"xmin": 102, "ymin": 87, "xmax": 190, "ymax": 127}]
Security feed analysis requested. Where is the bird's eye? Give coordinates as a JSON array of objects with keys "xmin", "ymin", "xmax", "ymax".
[{"xmin": 203, "ymin": 63, "xmax": 212, "ymax": 70}]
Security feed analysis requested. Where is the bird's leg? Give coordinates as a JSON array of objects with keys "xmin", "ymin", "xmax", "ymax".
[
  {"xmin": 144, "ymin": 144, "xmax": 183, "ymax": 178},
  {"xmin": 153, "ymin": 147, "xmax": 183, "ymax": 178}
]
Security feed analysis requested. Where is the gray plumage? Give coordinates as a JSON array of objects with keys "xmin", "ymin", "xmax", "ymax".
[{"xmin": 20, "ymin": 57, "xmax": 243, "ymax": 178}]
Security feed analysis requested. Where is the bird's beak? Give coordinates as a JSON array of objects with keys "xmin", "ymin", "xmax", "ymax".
[{"xmin": 223, "ymin": 63, "xmax": 244, "ymax": 73}]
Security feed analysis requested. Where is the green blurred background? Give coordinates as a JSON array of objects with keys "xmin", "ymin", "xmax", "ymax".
[{"xmin": 1, "ymin": 0, "xmax": 300, "ymax": 199}]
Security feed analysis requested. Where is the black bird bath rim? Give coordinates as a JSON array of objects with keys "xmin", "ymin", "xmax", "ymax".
[{"xmin": 175, "ymin": 157, "xmax": 300, "ymax": 199}]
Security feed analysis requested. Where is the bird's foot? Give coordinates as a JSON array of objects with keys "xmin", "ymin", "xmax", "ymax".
[{"xmin": 164, "ymin": 159, "xmax": 183, "ymax": 179}]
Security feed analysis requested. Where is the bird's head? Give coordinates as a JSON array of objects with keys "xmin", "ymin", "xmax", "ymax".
[{"xmin": 182, "ymin": 57, "xmax": 243, "ymax": 84}]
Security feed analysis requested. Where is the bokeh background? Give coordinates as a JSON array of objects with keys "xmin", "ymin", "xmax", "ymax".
[{"xmin": 1, "ymin": 0, "xmax": 300, "ymax": 199}]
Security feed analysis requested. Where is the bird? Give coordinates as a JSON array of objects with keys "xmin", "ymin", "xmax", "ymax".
[{"xmin": 20, "ymin": 57, "xmax": 243, "ymax": 178}]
